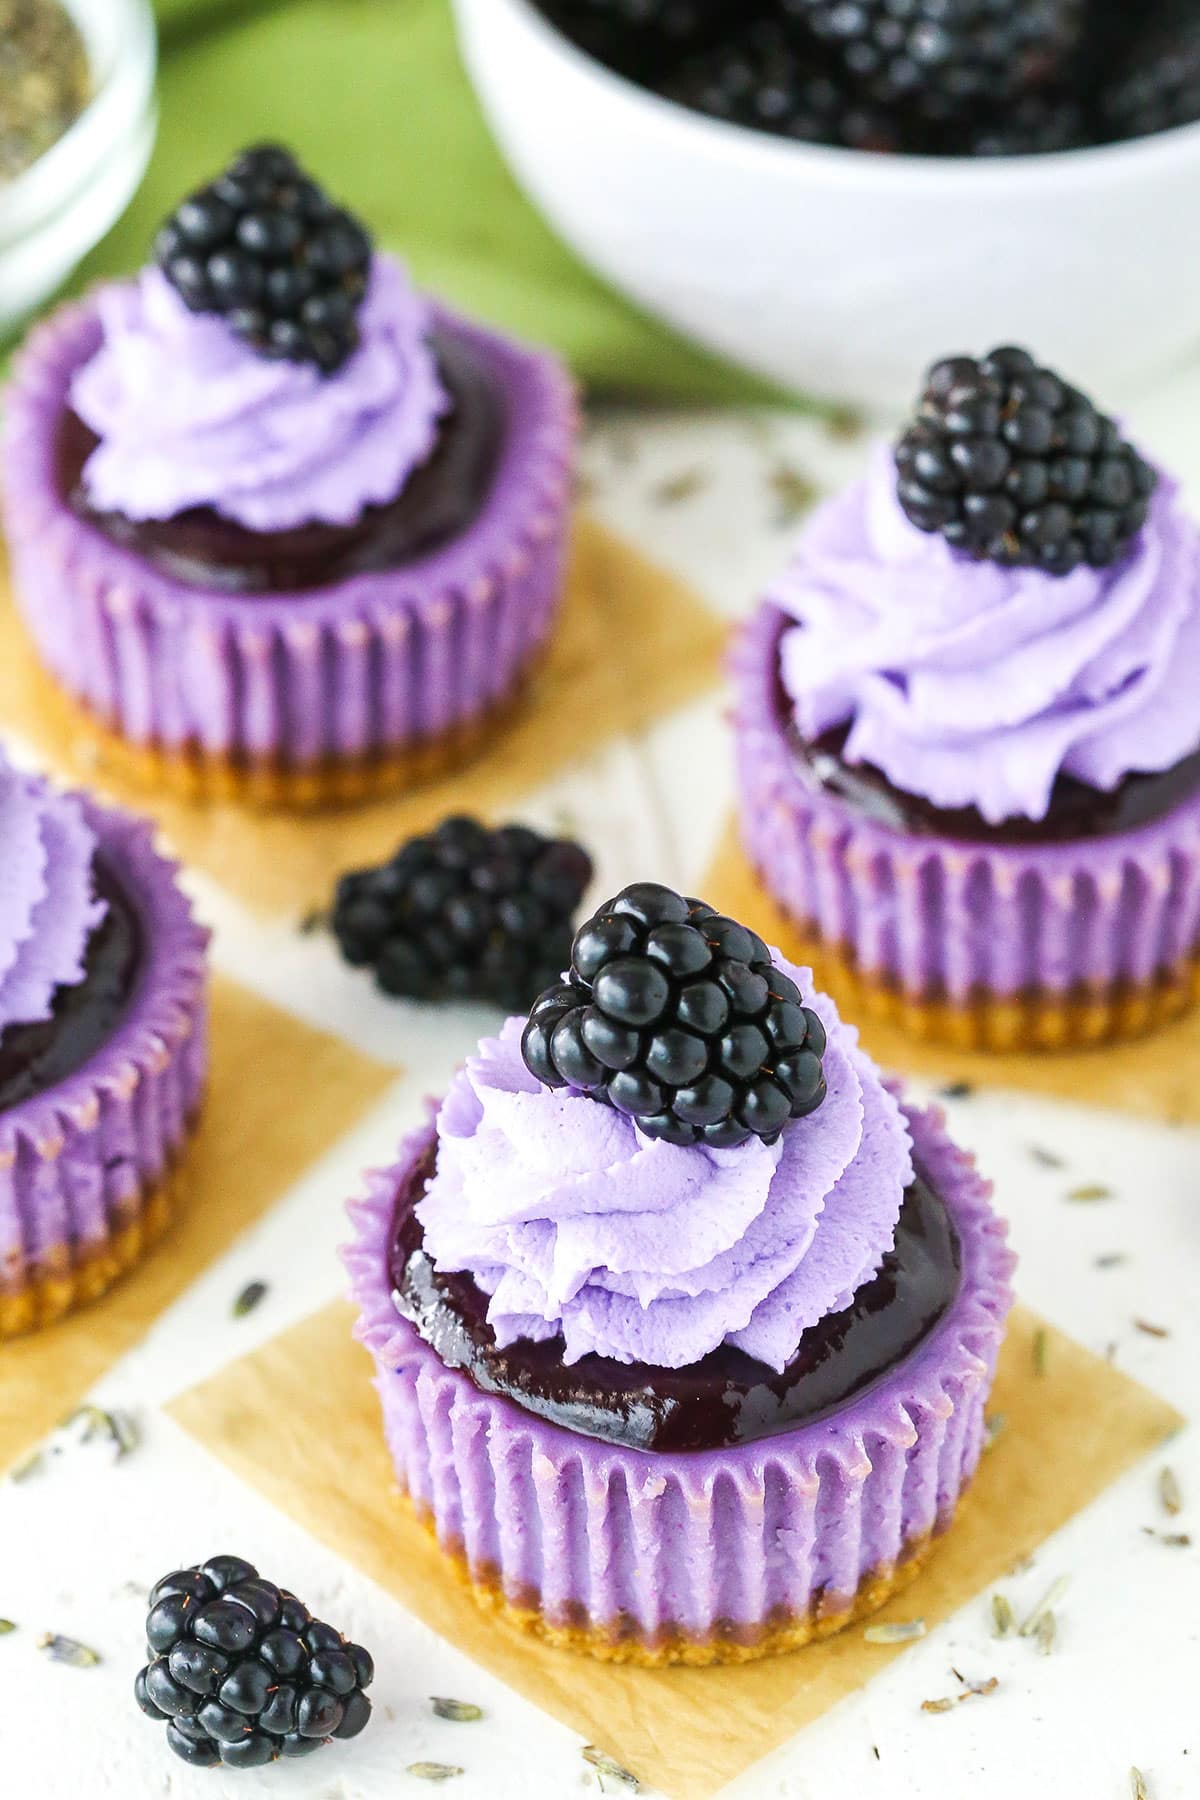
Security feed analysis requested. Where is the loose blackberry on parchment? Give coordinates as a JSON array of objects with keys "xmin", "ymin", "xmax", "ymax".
[
  {"xmin": 135, "ymin": 1557, "xmax": 373, "ymax": 1769},
  {"xmin": 333, "ymin": 816, "xmax": 594, "ymax": 1012}
]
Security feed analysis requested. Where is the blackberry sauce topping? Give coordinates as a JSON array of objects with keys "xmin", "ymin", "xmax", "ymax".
[
  {"xmin": 333, "ymin": 816, "xmax": 594, "ymax": 1013},
  {"xmin": 135, "ymin": 1558, "xmax": 374, "ymax": 1769},
  {"xmin": 57, "ymin": 331, "xmax": 504, "ymax": 596},
  {"xmin": 0, "ymin": 859, "xmax": 142, "ymax": 1113},
  {"xmin": 895, "ymin": 346, "xmax": 1156, "ymax": 574},
  {"xmin": 788, "ymin": 711, "xmax": 1200, "ymax": 848},
  {"xmin": 390, "ymin": 1151, "xmax": 961, "ymax": 1451},
  {"xmin": 521, "ymin": 882, "xmax": 827, "ymax": 1148},
  {"xmin": 156, "ymin": 145, "xmax": 372, "ymax": 374}
]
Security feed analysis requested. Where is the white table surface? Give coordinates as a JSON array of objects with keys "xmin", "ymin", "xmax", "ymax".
[{"xmin": 3, "ymin": 372, "xmax": 1200, "ymax": 1800}]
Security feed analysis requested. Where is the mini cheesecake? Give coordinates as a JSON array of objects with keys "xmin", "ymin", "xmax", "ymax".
[
  {"xmin": 0, "ymin": 759, "xmax": 208, "ymax": 1337},
  {"xmin": 734, "ymin": 346, "xmax": 1200, "ymax": 1051},
  {"xmin": 346, "ymin": 884, "xmax": 1013, "ymax": 1663},
  {"xmin": 1, "ymin": 146, "xmax": 575, "ymax": 808}
]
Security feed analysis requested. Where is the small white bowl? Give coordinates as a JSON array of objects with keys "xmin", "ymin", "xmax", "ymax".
[
  {"xmin": 452, "ymin": 0, "xmax": 1200, "ymax": 409},
  {"xmin": 0, "ymin": 0, "xmax": 157, "ymax": 339}
]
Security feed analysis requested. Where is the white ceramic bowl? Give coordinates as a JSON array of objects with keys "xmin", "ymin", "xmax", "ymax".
[
  {"xmin": 0, "ymin": 0, "xmax": 157, "ymax": 339},
  {"xmin": 452, "ymin": 0, "xmax": 1200, "ymax": 409}
]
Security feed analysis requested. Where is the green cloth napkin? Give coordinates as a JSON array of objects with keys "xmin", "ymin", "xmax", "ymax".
[{"xmin": 70, "ymin": 0, "xmax": 786, "ymax": 404}]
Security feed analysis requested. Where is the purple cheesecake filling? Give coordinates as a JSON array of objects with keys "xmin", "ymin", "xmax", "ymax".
[
  {"xmin": 775, "ymin": 444, "xmax": 1200, "ymax": 829},
  {"xmin": 734, "ymin": 601, "xmax": 1200, "ymax": 1006}
]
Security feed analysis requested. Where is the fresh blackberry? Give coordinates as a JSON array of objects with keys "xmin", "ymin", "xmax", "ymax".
[
  {"xmin": 521, "ymin": 882, "xmax": 827, "ymax": 1148},
  {"xmin": 941, "ymin": 87, "xmax": 1088, "ymax": 156},
  {"xmin": 661, "ymin": 18, "xmax": 905, "ymax": 149},
  {"xmin": 545, "ymin": 0, "xmax": 735, "ymax": 41},
  {"xmin": 538, "ymin": 0, "xmax": 744, "ymax": 79},
  {"xmin": 135, "ymin": 1557, "xmax": 373, "ymax": 1770},
  {"xmin": 782, "ymin": 0, "xmax": 1084, "ymax": 123},
  {"xmin": 895, "ymin": 346, "xmax": 1157, "ymax": 574},
  {"xmin": 156, "ymin": 144, "xmax": 372, "ymax": 374},
  {"xmin": 1095, "ymin": 6, "xmax": 1200, "ymax": 144},
  {"xmin": 332, "ymin": 816, "xmax": 593, "ymax": 1012}
]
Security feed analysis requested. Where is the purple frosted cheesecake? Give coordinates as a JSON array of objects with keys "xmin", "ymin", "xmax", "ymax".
[
  {"xmin": 0, "ymin": 146, "xmax": 576, "ymax": 808},
  {"xmin": 734, "ymin": 345, "xmax": 1200, "ymax": 1051},
  {"xmin": 345, "ymin": 883, "xmax": 1013, "ymax": 1664},
  {"xmin": 0, "ymin": 755, "xmax": 208, "ymax": 1337}
]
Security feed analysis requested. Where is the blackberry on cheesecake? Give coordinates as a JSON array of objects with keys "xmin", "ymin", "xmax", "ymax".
[
  {"xmin": 156, "ymin": 144, "xmax": 372, "ymax": 374},
  {"xmin": 895, "ymin": 345, "xmax": 1156, "ymax": 573},
  {"xmin": 522, "ymin": 881, "xmax": 828, "ymax": 1146},
  {"xmin": 333, "ymin": 816, "xmax": 594, "ymax": 1011}
]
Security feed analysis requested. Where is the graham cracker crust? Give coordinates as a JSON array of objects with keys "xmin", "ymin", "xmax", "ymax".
[
  {"xmin": 405, "ymin": 1492, "xmax": 944, "ymax": 1667},
  {"xmin": 19, "ymin": 652, "xmax": 534, "ymax": 812},
  {"xmin": 0, "ymin": 1172, "xmax": 177, "ymax": 1340},
  {"xmin": 758, "ymin": 891, "xmax": 1200, "ymax": 1054}
]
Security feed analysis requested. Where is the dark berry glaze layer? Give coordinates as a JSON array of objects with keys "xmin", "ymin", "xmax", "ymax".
[
  {"xmin": 774, "ymin": 628, "xmax": 1200, "ymax": 845},
  {"xmin": 388, "ymin": 1153, "xmax": 960, "ymax": 1453},
  {"xmin": 56, "ymin": 332, "xmax": 505, "ymax": 597},
  {"xmin": 0, "ymin": 860, "xmax": 143, "ymax": 1113}
]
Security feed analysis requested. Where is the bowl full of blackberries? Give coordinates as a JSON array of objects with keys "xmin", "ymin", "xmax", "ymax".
[{"xmin": 452, "ymin": 0, "xmax": 1200, "ymax": 407}]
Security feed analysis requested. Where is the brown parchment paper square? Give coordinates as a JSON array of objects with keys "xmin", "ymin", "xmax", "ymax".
[
  {"xmin": 0, "ymin": 520, "xmax": 726, "ymax": 918},
  {"xmin": 707, "ymin": 823, "xmax": 1200, "ymax": 1128},
  {"xmin": 0, "ymin": 977, "xmax": 396, "ymax": 1470},
  {"xmin": 169, "ymin": 1299, "xmax": 1182, "ymax": 1800}
]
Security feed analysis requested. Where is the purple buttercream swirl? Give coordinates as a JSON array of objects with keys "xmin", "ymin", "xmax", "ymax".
[
  {"xmin": 774, "ymin": 443, "xmax": 1200, "ymax": 824},
  {"xmin": 69, "ymin": 254, "xmax": 449, "ymax": 533},
  {"xmin": 416, "ymin": 960, "xmax": 914, "ymax": 1374},
  {"xmin": 0, "ymin": 758, "xmax": 104, "ymax": 1038}
]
